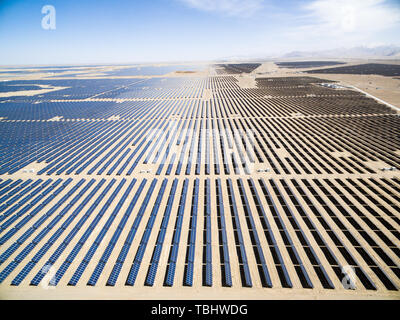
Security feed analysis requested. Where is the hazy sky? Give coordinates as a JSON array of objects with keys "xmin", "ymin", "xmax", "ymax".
[{"xmin": 1, "ymin": 0, "xmax": 399, "ymax": 65}]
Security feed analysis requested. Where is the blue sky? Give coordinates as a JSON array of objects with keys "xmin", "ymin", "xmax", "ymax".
[{"xmin": 0, "ymin": 0, "xmax": 399, "ymax": 65}]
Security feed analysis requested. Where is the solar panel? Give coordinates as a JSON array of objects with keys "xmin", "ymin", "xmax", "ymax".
[{"xmin": 1, "ymin": 73, "xmax": 399, "ymax": 299}]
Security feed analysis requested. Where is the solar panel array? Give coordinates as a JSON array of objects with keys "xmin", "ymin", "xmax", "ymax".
[
  {"xmin": 214, "ymin": 64, "xmax": 261, "ymax": 75},
  {"xmin": 276, "ymin": 61, "xmax": 345, "ymax": 69},
  {"xmin": 306, "ymin": 63, "xmax": 400, "ymax": 77},
  {"xmin": 0, "ymin": 70, "xmax": 399, "ymax": 299}
]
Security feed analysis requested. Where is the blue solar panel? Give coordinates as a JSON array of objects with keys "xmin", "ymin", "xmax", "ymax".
[
  {"xmin": 226, "ymin": 179, "xmax": 252, "ymax": 287},
  {"xmin": 125, "ymin": 180, "xmax": 167, "ymax": 286},
  {"xmin": 0, "ymin": 179, "xmax": 85, "ymax": 279},
  {"xmin": 0, "ymin": 179, "xmax": 65, "ymax": 245},
  {"xmin": 236, "ymin": 179, "xmax": 272, "ymax": 287},
  {"xmin": 29, "ymin": 179, "xmax": 114, "ymax": 286},
  {"xmin": 258, "ymin": 178, "xmax": 315, "ymax": 289},
  {"xmin": 87, "ymin": 179, "xmax": 148, "ymax": 284},
  {"xmin": 106, "ymin": 179, "xmax": 156, "ymax": 286},
  {"xmin": 182, "ymin": 179, "xmax": 199, "ymax": 287}
]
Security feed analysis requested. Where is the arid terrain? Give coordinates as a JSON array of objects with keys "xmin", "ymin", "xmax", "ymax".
[{"xmin": 0, "ymin": 60, "xmax": 399, "ymax": 300}]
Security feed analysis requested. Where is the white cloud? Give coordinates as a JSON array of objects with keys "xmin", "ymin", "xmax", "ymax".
[
  {"xmin": 302, "ymin": 0, "xmax": 400, "ymax": 34},
  {"xmin": 178, "ymin": 0, "xmax": 264, "ymax": 17},
  {"xmin": 282, "ymin": 0, "xmax": 400, "ymax": 50}
]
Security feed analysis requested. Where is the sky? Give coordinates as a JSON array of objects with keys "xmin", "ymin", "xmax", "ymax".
[{"xmin": 0, "ymin": 0, "xmax": 399, "ymax": 65}]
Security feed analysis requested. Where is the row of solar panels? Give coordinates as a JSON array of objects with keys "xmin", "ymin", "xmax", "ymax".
[
  {"xmin": 1, "ymin": 113, "xmax": 399, "ymax": 178},
  {"xmin": 0, "ymin": 177, "xmax": 398, "ymax": 289},
  {"xmin": 0, "ymin": 77, "xmax": 208, "ymax": 102}
]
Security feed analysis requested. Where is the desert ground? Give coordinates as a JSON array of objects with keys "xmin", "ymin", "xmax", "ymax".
[{"xmin": 0, "ymin": 60, "xmax": 399, "ymax": 300}]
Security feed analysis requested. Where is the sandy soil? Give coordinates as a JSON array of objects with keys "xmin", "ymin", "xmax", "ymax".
[
  {"xmin": 0, "ymin": 85, "xmax": 69, "ymax": 98},
  {"xmin": 306, "ymin": 73, "xmax": 400, "ymax": 109},
  {"xmin": 0, "ymin": 61, "xmax": 399, "ymax": 300},
  {"xmin": 251, "ymin": 59, "xmax": 400, "ymax": 110}
]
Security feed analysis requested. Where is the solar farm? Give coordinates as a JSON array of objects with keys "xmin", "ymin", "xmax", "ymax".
[
  {"xmin": 276, "ymin": 61, "xmax": 346, "ymax": 69},
  {"xmin": 305, "ymin": 63, "xmax": 400, "ymax": 77},
  {"xmin": 0, "ymin": 63, "xmax": 399, "ymax": 299}
]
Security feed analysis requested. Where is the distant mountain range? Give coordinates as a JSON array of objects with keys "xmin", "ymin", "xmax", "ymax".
[
  {"xmin": 217, "ymin": 45, "xmax": 400, "ymax": 62},
  {"xmin": 280, "ymin": 45, "xmax": 400, "ymax": 59}
]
